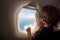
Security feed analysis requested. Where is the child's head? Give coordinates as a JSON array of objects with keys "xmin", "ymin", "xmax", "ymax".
[{"xmin": 35, "ymin": 5, "xmax": 60, "ymax": 28}]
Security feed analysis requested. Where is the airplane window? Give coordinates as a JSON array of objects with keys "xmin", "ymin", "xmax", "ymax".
[{"xmin": 18, "ymin": 8, "xmax": 36, "ymax": 34}]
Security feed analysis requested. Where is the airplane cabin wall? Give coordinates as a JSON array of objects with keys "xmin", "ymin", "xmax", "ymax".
[{"xmin": 0, "ymin": 0, "xmax": 30, "ymax": 40}]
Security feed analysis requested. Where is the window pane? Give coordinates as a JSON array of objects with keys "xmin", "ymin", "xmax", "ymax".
[{"xmin": 18, "ymin": 8, "xmax": 36, "ymax": 33}]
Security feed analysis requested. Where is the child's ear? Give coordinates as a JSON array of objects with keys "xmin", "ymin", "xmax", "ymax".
[{"xmin": 43, "ymin": 21, "xmax": 48, "ymax": 27}]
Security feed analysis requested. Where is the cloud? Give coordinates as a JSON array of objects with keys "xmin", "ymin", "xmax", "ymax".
[{"xmin": 18, "ymin": 13, "xmax": 35, "ymax": 19}]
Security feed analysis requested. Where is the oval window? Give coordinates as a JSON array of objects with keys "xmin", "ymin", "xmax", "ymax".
[{"xmin": 18, "ymin": 8, "xmax": 36, "ymax": 34}]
